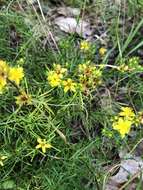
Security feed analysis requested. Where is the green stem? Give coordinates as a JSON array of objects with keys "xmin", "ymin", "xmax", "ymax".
[{"xmin": 7, "ymin": 78, "xmax": 20, "ymax": 93}]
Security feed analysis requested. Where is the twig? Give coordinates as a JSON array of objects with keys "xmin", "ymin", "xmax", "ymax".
[{"xmin": 95, "ymin": 64, "xmax": 119, "ymax": 69}]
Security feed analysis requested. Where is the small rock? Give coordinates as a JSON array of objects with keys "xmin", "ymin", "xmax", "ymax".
[{"xmin": 55, "ymin": 16, "xmax": 93, "ymax": 38}]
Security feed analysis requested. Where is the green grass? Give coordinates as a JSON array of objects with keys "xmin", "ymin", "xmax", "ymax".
[{"xmin": 0, "ymin": 0, "xmax": 143, "ymax": 189}]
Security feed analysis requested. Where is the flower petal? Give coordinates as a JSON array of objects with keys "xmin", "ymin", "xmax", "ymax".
[
  {"xmin": 0, "ymin": 161, "xmax": 4, "ymax": 166},
  {"xmin": 37, "ymin": 138, "xmax": 42, "ymax": 144},
  {"xmin": 42, "ymin": 146, "xmax": 46, "ymax": 153},
  {"xmin": 45, "ymin": 143, "xmax": 52, "ymax": 149},
  {"xmin": 35, "ymin": 144, "xmax": 41, "ymax": 149},
  {"xmin": 1, "ymin": 156, "xmax": 7, "ymax": 160}
]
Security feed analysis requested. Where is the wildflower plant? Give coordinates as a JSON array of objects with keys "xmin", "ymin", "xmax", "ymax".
[{"xmin": 1, "ymin": 6, "xmax": 143, "ymax": 189}]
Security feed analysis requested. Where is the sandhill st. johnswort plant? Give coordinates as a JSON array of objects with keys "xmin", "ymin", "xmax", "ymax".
[{"xmin": 0, "ymin": 4, "xmax": 143, "ymax": 188}]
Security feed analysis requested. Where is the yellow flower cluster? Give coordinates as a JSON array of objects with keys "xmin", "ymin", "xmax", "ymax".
[
  {"xmin": 78, "ymin": 61, "xmax": 102, "ymax": 92},
  {"xmin": 112, "ymin": 107, "xmax": 135, "ymax": 138},
  {"xmin": 47, "ymin": 64, "xmax": 67, "ymax": 87},
  {"xmin": 0, "ymin": 60, "xmax": 24, "ymax": 93},
  {"xmin": 47, "ymin": 62, "xmax": 103, "ymax": 94},
  {"xmin": 47, "ymin": 64, "xmax": 77, "ymax": 93}
]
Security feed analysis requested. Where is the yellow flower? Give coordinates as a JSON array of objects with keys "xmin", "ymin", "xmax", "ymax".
[
  {"xmin": 8, "ymin": 67, "xmax": 24, "ymax": 85},
  {"xmin": 0, "ymin": 60, "xmax": 9, "ymax": 77},
  {"xmin": 15, "ymin": 91, "xmax": 32, "ymax": 106},
  {"xmin": 36, "ymin": 138, "xmax": 52, "ymax": 153},
  {"xmin": 119, "ymin": 107, "xmax": 135, "ymax": 118},
  {"xmin": 112, "ymin": 117, "xmax": 132, "ymax": 138},
  {"xmin": 54, "ymin": 64, "xmax": 67, "ymax": 78},
  {"xmin": 99, "ymin": 47, "xmax": 107, "ymax": 56},
  {"xmin": 78, "ymin": 64, "xmax": 88, "ymax": 72},
  {"xmin": 0, "ymin": 155, "xmax": 7, "ymax": 166},
  {"xmin": 0, "ymin": 60, "xmax": 9, "ymax": 92},
  {"xmin": 80, "ymin": 41, "xmax": 90, "ymax": 51},
  {"xmin": 63, "ymin": 78, "xmax": 77, "ymax": 93},
  {"xmin": 47, "ymin": 71, "xmax": 62, "ymax": 87}
]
